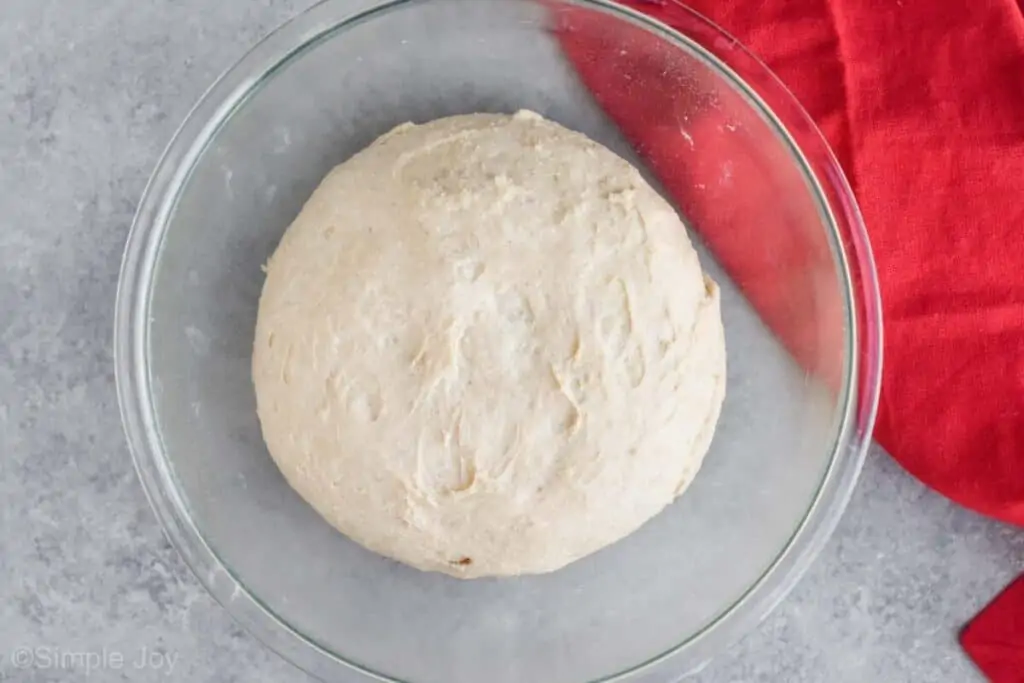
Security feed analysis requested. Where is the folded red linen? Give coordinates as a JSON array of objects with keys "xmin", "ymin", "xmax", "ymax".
[{"xmin": 962, "ymin": 576, "xmax": 1024, "ymax": 683}]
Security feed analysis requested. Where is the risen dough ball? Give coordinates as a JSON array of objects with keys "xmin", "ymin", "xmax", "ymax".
[{"xmin": 253, "ymin": 111, "xmax": 726, "ymax": 578}]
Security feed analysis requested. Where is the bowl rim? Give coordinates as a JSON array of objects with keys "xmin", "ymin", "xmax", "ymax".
[{"xmin": 114, "ymin": 1, "xmax": 883, "ymax": 681}]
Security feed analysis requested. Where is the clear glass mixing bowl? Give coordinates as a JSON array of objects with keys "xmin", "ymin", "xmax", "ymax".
[{"xmin": 115, "ymin": 1, "xmax": 882, "ymax": 681}]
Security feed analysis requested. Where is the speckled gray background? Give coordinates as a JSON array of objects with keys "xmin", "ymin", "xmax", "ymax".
[{"xmin": 1, "ymin": 1, "xmax": 1022, "ymax": 682}]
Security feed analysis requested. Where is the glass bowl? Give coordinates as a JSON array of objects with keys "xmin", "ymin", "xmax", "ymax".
[{"xmin": 115, "ymin": 1, "xmax": 882, "ymax": 681}]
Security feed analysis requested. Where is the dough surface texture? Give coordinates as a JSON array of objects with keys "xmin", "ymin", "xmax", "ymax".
[{"xmin": 253, "ymin": 111, "xmax": 726, "ymax": 578}]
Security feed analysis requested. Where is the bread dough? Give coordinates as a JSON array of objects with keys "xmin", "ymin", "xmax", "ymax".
[{"xmin": 253, "ymin": 111, "xmax": 726, "ymax": 579}]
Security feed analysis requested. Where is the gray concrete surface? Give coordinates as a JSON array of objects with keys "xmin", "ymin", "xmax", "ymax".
[{"xmin": 1, "ymin": 1, "xmax": 1021, "ymax": 681}]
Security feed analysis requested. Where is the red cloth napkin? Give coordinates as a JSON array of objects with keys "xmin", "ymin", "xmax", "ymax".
[
  {"xmin": 554, "ymin": 0, "xmax": 1024, "ymax": 679},
  {"xmin": 963, "ymin": 576, "xmax": 1024, "ymax": 683}
]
